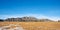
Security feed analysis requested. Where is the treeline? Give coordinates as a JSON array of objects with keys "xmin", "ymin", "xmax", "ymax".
[{"xmin": 0, "ymin": 17, "xmax": 60, "ymax": 22}]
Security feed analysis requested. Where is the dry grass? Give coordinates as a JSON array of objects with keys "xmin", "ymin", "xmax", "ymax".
[{"xmin": 0, "ymin": 22, "xmax": 60, "ymax": 30}]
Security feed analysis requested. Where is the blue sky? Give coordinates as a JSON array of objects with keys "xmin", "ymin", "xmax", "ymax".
[{"xmin": 0, "ymin": 0, "xmax": 60, "ymax": 21}]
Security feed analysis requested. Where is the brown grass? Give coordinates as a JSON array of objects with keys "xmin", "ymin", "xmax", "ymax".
[{"xmin": 0, "ymin": 22, "xmax": 60, "ymax": 30}]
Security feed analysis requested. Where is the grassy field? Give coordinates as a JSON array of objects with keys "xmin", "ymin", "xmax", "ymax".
[{"xmin": 0, "ymin": 22, "xmax": 60, "ymax": 30}]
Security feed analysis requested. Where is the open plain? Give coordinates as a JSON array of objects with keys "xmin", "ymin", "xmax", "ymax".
[{"xmin": 0, "ymin": 22, "xmax": 60, "ymax": 30}]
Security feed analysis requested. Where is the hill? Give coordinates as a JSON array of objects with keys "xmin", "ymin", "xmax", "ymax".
[{"xmin": 3, "ymin": 16, "xmax": 54, "ymax": 22}]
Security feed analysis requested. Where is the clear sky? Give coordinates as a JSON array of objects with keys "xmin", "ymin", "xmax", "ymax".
[{"xmin": 0, "ymin": 0, "xmax": 60, "ymax": 21}]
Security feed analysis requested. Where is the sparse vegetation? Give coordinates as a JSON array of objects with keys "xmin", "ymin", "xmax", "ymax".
[{"xmin": 0, "ymin": 22, "xmax": 60, "ymax": 30}]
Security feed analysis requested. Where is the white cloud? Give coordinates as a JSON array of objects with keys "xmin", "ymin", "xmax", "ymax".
[{"xmin": 0, "ymin": 14, "xmax": 60, "ymax": 21}]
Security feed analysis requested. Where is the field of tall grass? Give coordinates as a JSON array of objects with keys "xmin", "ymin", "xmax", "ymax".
[{"xmin": 0, "ymin": 22, "xmax": 60, "ymax": 30}]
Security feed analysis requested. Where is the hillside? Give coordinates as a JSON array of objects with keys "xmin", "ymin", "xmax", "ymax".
[{"xmin": 0, "ymin": 16, "xmax": 55, "ymax": 22}]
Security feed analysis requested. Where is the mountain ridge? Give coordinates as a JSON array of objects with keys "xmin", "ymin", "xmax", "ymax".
[{"xmin": 0, "ymin": 16, "xmax": 58, "ymax": 22}]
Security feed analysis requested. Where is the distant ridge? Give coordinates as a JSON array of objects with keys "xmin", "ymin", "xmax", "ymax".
[{"xmin": 0, "ymin": 16, "xmax": 57, "ymax": 22}]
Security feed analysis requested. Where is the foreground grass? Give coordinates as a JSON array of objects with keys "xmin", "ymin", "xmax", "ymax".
[{"xmin": 0, "ymin": 22, "xmax": 60, "ymax": 30}]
